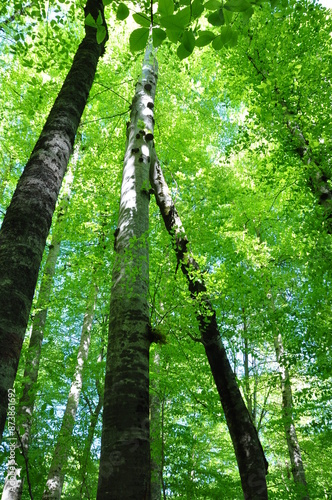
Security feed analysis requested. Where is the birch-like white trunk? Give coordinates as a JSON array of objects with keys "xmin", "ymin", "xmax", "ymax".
[
  {"xmin": 97, "ymin": 38, "xmax": 157, "ymax": 499},
  {"xmin": 42, "ymin": 283, "xmax": 97, "ymax": 499}
]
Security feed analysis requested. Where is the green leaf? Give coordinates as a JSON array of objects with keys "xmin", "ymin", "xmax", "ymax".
[
  {"xmin": 85, "ymin": 13, "xmax": 96, "ymax": 27},
  {"xmin": 158, "ymin": 0, "xmax": 174, "ymax": 16},
  {"xmin": 182, "ymin": 30, "xmax": 195, "ymax": 53},
  {"xmin": 204, "ymin": 0, "xmax": 222, "ymax": 9},
  {"xmin": 220, "ymin": 26, "xmax": 237, "ymax": 45},
  {"xmin": 208, "ymin": 9, "xmax": 224, "ymax": 26},
  {"xmin": 97, "ymin": 25, "xmax": 107, "ymax": 43},
  {"xmin": 212, "ymin": 26, "xmax": 236, "ymax": 49},
  {"xmin": 212, "ymin": 34, "xmax": 224, "ymax": 50},
  {"xmin": 223, "ymin": 9, "xmax": 233, "ymax": 24},
  {"xmin": 192, "ymin": 0, "xmax": 204, "ymax": 18},
  {"xmin": 160, "ymin": 7, "xmax": 190, "ymax": 30},
  {"xmin": 133, "ymin": 13, "xmax": 151, "ymax": 27},
  {"xmin": 177, "ymin": 43, "xmax": 191, "ymax": 60},
  {"xmin": 226, "ymin": 28, "xmax": 238, "ymax": 46},
  {"xmin": 116, "ymin": 3, "xmax": 129, "ymax": 20},
  {"xmin": 224, "ymin": 0, "xmax": 251, "ymax": 11},
  {"xmin": 103, "ymin": 0, "xmax": 112, "ymax": 5},
  {"xmin": 242, "ymin": 6, "xmax": 254, "ymax": 22},
  {"xmin": 270, "ymin": 0, "xmax": 279, "ymax": 7},
  {"xmin": 129, "ymin": 27, "xmax": 149, "ymax": 52},
  {"xmin": 153, "ymin": 28, "xmax": 167, "ymax": 47},
  {"xmin": 195, "ymin": 30, "xmax": 215, "ymax": 47},
  {"xmin": 96, "ymin": 11, "xmax": 103, "ymax": 25},
  {"xmin": 166, "ymin": 29, "xmax": 183, "ymax": 43}
]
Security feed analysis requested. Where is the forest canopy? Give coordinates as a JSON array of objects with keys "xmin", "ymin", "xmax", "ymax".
[{"xmin": 0, "ymin": 0, "xmax": 331, "ymax": 498}]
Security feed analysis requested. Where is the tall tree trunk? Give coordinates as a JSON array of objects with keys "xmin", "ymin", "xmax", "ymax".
[
  {"xmin": 79, "ymin": 377, "xmax": 103, "ymax": 499},
  {"xmin": 150, "ymin": 351, "xmax": 162, "ymax": 500},
  {"xmin": 242, "ymin": 308, "xmax": 255, "ymax": 423},
  {"xmin": 270, "ymin": 291, "xmax": 309, "ymax": 499},
  {"xmin": 0, "ymin": 0, "xmax": 108, "ymax": 442},
  {"xmin": 1, "ymin": 169, "xmax": 73, "ymax": 500},
  {"xmin": 42, "ymin": 282, "xmax": 98, "ymax": 499},
  {"xmin": 273, "ymin": 333, "xmax": 309, "ymax": 499},
  {"xmin": 150, "ymin": 157, "xmax": 268, "ymax": 500},
  {"xmin": 97, "ymin": 37, "xmax": 157, "ymax": 500}
]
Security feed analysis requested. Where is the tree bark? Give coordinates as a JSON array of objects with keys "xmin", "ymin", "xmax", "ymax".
[
  {"xmin": 79, "ymin": 377, "xmax": 103, "ymax": 499},
  {"xmin": 42, "ymin": 282, "xmax": 98, "ymax": 499},
  {"xmin": 0, "ymin": 0, "xmax": 108, "ymax": 442},
  {"xmin": 150, "ymin": 157, "xmax": 268, "ymax": 500},
  {"xmin": 150, "ymin": 351, "xmax": 162, "ymax": 500},
  {"xmin": 273, "ymin": 331, "xmax": 309, "ymax": 499},
  {"xmin": 97, "ymin": 38, "xmax": 157, "ymax": 500},
  {"xmin": 1, "ymin": 170, "xmax": 73, "ymax": 500}
]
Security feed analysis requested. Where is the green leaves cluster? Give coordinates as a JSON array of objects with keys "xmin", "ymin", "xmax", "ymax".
[
  {"xmin": 122, "ymin": 0, "xmax": 273, "ymax": 58},
  {"xmin": 85, "ymin": 10, "xmax": 107, "ymax": 44}
]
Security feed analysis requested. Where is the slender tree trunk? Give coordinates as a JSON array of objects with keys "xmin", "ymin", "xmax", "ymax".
[
  {"xmin": 1, "ymin": 170, "xmax": 73, "ymax": 500},
  {"xmin": 79, "ymin": 377, "xmax": 103, "ymax": 499},
  {"xmin": 42, "ymin": 282, "xmax": 98, "ymax": 499},
  {"xmin": 150, "ymin": 157, "xmax": 268, "ymax": 500},
  {"xmin": 0, "ymin": 0, "xmax": 108, "ymax": 442},
  {"xmin": 150, "ymin": 351, "xmax": 162, "ymax": 500},
  {"xmin": 246, "ymin": 52, "xmax": 332, "ymax": 231},
  {"xmin": 273, "ymin": 328, "xmax": 309, "ymax": 499},
  {"xmin": 97, "ymin": 37, "xmax": 157, "ymax": 499},
  {"xmin": 161, "ymin": 397, "xmax": 167, "ymax": 500},
  {"xmin": 242, "ymin": 308, "xmax": 255, "ymax": 423}
]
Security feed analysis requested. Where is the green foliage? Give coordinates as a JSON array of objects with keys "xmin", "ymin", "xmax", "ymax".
[
  {"xmin": 1, "ymin": 0, "xmax": 332, "ymax": 498},
  {"xmin": 158, "ymin": 0, "xmax": 174, "ymax": 17},
  {"xmin": 130, "ymin": 27, "xmax": 149, "ymax": 52},
  {"xmin": 116, "ymin": 2, "xmax": 129, "ymax": 20},
  {"xmin": 133, "ymin": 12, "xmax": 151, "ymax": 27}
]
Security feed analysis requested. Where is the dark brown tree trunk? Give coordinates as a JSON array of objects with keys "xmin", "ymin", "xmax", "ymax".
[
  {"xmin": 97, "ymin": 37, "xmax": 157, "ymax": 500},
  {"xmin": 0, "ymin": 0, "xmax": 108, "ymax": 442},
  {"xmin": 150, "ymin": 157, "xmax": 268, "ymax": 500},
  {"xmin": 1, "ymin": 180, "xmax": 70, "ymax": 500}
]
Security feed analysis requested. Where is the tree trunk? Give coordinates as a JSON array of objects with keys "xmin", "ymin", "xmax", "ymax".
[
  {"xmin": 150, "ymin": 351, "xmax": 162, "ymax": 500},
  {"xmin": 150, "ymin": 157, "xmax": 268, "ymax": 500},
  {"xmin": 242, "ymin": 309, "xmax": 255, "ymax": 423},
  {"xmin": 1, "ymin": 172, "xmax": 73, "ymax": 500},
  {"xmin": 79, "ymin": 376, "xmax": 103, "ymax": 499},
  {"xmin": 97, "ymin": 38, "xmax": 157, "ymax": 500},
  {"xmin": 42, "ymin": 282, "xmax": 98, "ymax": 499},
  {"xmin": 0, "ymin": 0, "xmax": 108, "ymax": 442},
  {"xmin": 273, "ymin": 332, "xmax": 309, "ymax": 499},
  {"xmin": 246, "ymin": 52, "xmax": 332, "ymax": 232}
]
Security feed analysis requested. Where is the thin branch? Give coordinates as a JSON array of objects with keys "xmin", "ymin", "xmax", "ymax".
[{"xmin": 79, "ymin": 110, "xmax": 128, "ymax": 126}]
